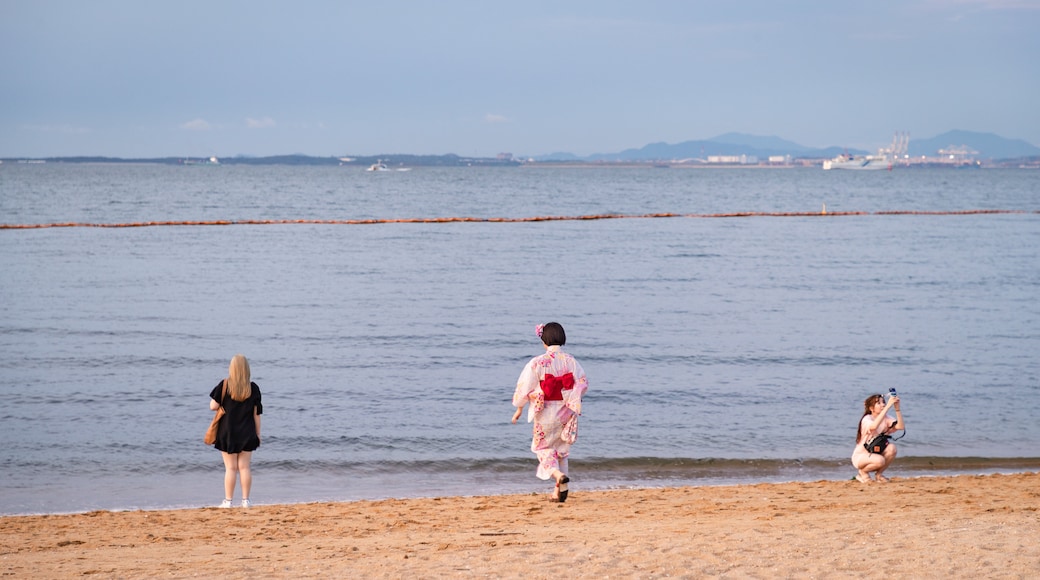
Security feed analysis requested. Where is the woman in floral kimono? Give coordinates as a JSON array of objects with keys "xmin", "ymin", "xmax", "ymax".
[{"xmin": 511, "ymin": 322, "xmax": 588, "ymax": 502}]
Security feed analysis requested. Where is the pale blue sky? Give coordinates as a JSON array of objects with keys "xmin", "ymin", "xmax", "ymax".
[{"xmin": 2, "ymin": 0, "xmax": 1037, "ymax": 158}]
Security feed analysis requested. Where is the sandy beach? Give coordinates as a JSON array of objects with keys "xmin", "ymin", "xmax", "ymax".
[{"xmin": 3, "ymin": 472, "xmax": 1038, "ymax": 578}]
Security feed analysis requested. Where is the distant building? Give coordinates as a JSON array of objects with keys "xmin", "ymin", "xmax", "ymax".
[
  {"xmin": 497, "ymin": 152, "xmax": 514, "ymax": 161},
  {"xmin": 936, "ymin": 145, "xmax": 978, "ymax": 164},
  {"xmin": 768, "ymin": 155, "xmax": 791, "ymax": 165},
  {"xmin": 707, "ymin": 155, "xmax": 758, "ymax": 165}
]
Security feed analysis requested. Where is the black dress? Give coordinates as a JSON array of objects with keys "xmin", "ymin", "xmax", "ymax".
[{"xmin": 209, "ymin": 381, "xmax": 263, "ymax": 453}]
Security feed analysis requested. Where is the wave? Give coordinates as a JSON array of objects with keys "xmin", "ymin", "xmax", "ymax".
[
  {"xmin": 162, "ymin": 455, "xmax": 1040, "ymax": 480},
  {"xmin": 9, "ymin": 454, "xmax": 1038, "ymax": 482}
]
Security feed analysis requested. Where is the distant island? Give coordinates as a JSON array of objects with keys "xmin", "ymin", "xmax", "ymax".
[
  {"xmin": 531, "ymin": 130, "xmax": 1040, "ymax": 168},
  {"xmin": 3, "ymin": 130, "xmax": 1038, "ymax": 168},
  {"xmin": 0, "ymin": 153, "xmax": 523, "ymax": 168}
]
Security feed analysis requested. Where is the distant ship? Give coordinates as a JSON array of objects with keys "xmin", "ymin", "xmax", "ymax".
[
  {"xmin": 822, "ymin": 153, "xmax": 891, "ymax": 170},
  {"xmin": 366, "ymin": 160, "xmax": 411, "ymax": 172},
  {"xmin": 823, "ymin": 133, "xmax": 908, "ymax": 171},
  {"xmin": 181, "ymin": 156, "xmax": 220, "ymax": 166}
]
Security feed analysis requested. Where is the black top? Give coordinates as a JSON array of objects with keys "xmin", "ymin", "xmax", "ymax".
[{"xmin": 209, "ymin": 380, "xmax": 263, "ymax": 453}]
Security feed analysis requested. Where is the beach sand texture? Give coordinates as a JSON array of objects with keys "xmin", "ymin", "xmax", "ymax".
[{"xmin": 2, "ymin": 473, "xmax": 1038, "ymax": 578}]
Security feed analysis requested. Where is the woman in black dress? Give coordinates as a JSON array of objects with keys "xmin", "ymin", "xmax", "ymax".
[{"xmin": 209, "ymin": 354, "xmax": 263, "ymax": 508}]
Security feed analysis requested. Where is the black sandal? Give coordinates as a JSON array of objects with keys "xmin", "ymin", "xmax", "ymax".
[{"xmin": 556, "ymin": 476, "xmax": 569, "ymax": 503}]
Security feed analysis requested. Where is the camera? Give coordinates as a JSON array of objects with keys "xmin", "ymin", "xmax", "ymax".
[{"xmin": 887, "ymin": 387, "xmax": 898, "ymax": 400}]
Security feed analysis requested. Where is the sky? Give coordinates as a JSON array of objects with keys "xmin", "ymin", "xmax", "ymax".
[{"xmin": 2, "ymin": 0, "xmax": 1038, "ymax": 158}]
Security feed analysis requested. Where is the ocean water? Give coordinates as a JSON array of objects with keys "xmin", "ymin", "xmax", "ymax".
[{"xmin": 1, "ymin": 163, "xmax": 1038, "ymax": 515}]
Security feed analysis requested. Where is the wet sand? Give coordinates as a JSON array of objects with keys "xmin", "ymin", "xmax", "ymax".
[{"xmin": 2, "ymin": 472, "xmax": 1038, "ymax": 578}]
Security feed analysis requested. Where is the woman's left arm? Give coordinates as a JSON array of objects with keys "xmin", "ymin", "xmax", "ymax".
[
  {"xmin": 252, "ymin": 383, "xmax": 263, "ymax": 439},
  {"xmin": 888, "ymin": 397, "xmax": 904, "ymax": 432}
]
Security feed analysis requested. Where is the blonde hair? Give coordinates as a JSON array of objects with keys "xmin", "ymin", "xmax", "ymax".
[{"xmin": 227, "ymin": 354, "xmax": 252, "ymax": 402}]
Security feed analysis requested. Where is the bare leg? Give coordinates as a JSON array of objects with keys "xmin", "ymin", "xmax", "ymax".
[
  {"xmin": 854, "ymin": 454, "xmax": 886, "ymax": 483},
  {"xmin": 876, "ymin": 446, "xmax": 898, "ymax": 481},
  {"xmin": 550, "ymin": 468, "xmax": 570, "ymax": 502},
  {"xmin": 222, "ymin": 452, "xmax": 240, "ymax": 500},
  {"xmin": 536, "ymin": 450, "xmax": 570, "ymax": 500},
  {"xmin": 238, "ymin": 451, "xmax": 253, "ymax": 500}
]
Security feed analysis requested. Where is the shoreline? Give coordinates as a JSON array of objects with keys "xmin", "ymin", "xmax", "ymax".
[
  {"xmin": 4, "ymin": 472, "xmax": 1038, "ymax": 578},
  {"xmin": 4, "ymin": 456, "xmax": 1040, "ymax": 517}
]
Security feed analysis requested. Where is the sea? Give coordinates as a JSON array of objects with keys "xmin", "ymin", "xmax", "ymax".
[{"xmin": 1, "ymin": 163, "xmax": 1038, "ymax": 516}]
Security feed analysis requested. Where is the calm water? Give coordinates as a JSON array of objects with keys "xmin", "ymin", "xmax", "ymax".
[{"xmin": 1, "ymin": 164, "xmax": 1038, "ymax": 515}]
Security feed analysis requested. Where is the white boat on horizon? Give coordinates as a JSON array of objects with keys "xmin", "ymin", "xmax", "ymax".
[
  {"xmin": 823, "ymin": 133, "xmax": 908, "ymax": 171},
  {"xmin": 822, "ymin": 153, "xmax": 891, "ymax": 170},
  {"xmin": 181, "ymin": 156, "xmax": 220, "ymax": 166},
  {"xmin": 366, "ymin": 160, "xmax": 411, "ymax": 172}
]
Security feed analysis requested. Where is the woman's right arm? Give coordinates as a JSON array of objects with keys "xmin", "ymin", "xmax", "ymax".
[
  {"xmin": 866, "ymin": 399, "xmax": 895, "ymax": 433},
  {"xmin": 209, "ymin": 381, "xmax": 224, "ymax": 410},
  {"xmin": 513, "ymin": 359, "xmax": 536, "ymax": 407},
  {"xmin": 512, "ymin": 359, "xmax": 537, "ymax": 422}
]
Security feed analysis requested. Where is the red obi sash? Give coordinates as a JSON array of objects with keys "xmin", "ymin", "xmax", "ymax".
[{"xmin": 539, "ymin": 372, "xmax": 575, "ymax": 401}]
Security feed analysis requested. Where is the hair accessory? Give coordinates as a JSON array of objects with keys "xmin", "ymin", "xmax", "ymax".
[{"xmin": 535, "ymin": 324, "xmax": 544, "ymax": 338}]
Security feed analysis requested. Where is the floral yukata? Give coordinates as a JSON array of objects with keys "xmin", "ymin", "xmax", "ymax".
[{"xmin": 513, "ymin": 345, "xmax": 589, "ymax": 480}]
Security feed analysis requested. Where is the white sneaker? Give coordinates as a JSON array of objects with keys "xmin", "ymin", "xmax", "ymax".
[
  {"xmin": 241, "ymin": 499, "xmax": 252, "ymax": 508},
  {"xmin": 219, "ymin": 499, "xmax": 233, "ymax": 509}
]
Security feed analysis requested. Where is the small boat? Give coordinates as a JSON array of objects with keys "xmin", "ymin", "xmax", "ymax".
[
  {"xmin": 822, "ymin": 153, "xmax": 890, "ymax": 170},
  {"xmin": 367, "ymin": 160, "xmax": 412, "ymax": 172},
  {"xmin": 181, "ymin": 156, "xmax": 220, "ymax": 166}
]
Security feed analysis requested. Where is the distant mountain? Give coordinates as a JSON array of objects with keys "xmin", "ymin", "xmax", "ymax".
[
  {"xmin": 706, "ymin": 133, "xmax": 813, "ymax": 153},
  {"xmin": 908, "ymin": 130, "xmax": 1040, "ymax": 159},
  {"xmin": 535, "ymin": 131, "xmax": 1039, "ymax": 162},
  {"xmin": 537, "ymin": 134, "xmax": 863, "ymax": 162},
  {"xmin": 534, "ymin": 151, "xmax": 583, "ymax": 161}
]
